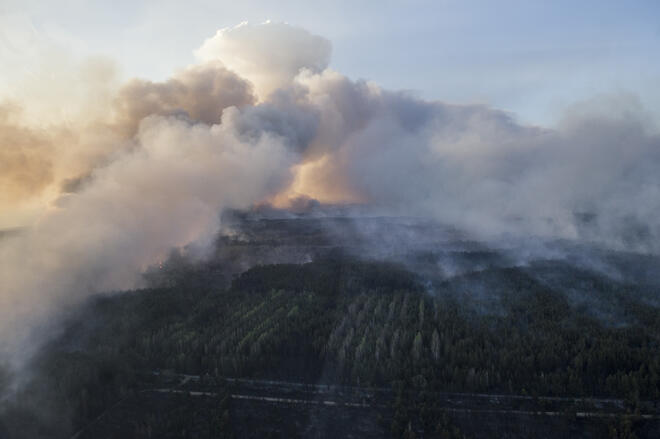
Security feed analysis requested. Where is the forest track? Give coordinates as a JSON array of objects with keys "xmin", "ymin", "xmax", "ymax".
[
  {"xmin": 70, "ymin": 372, "xmax": 660, "ymax": 438},
  {"xmin": 144, "ymin": 387, "xmax": 660, "ymax": 420},
  {"xmin": 154, "ymin": 372, "xmax": 648, "ymax": 407},
  {"xmin": 147, "ymin": 372, "xmax": 660, "ymax": 419}
]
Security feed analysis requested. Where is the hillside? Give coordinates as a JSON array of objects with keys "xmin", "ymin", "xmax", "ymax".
[{"xmin": 1, "ymin": 214, "xmax": 659, "ymax": 438}]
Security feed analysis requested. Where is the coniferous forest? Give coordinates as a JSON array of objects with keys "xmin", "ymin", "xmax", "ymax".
[{"xmin": 1, "ymin": 216, "xmax": 659, "ymax": 438}]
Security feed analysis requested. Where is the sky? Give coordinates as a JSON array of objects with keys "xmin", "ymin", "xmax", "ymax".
[{"xmin": 2, "ymin": 0, "xmax": 659, "ymax": 125}]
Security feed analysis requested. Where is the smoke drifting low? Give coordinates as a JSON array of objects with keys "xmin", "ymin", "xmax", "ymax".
[{"xmin": 1, "ymin": 21, "xmax": 660, "ymax": 365}]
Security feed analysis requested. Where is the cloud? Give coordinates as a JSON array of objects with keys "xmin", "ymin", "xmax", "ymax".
[
  {"xmin": 195, "ymin": 21, "xmax": 331, "ymax": 99},
  {"xmin": 112, "ymin": 61, "xmax": 256, "ymax": 136}
]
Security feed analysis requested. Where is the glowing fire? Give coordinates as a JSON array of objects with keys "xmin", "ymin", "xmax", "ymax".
[{"xmin": 270, "ymin": 155, "xmax": 365, "ymax": 208}]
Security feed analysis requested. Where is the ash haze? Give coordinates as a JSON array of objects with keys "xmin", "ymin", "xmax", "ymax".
[{"xmin": 1, "ymin": 7, "xmax": 660, "ymax": 375}]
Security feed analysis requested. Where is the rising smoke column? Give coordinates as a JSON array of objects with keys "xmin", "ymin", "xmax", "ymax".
[{"xmin": 0, "ymin": 22, "xmax": 329, "ymax": 365}]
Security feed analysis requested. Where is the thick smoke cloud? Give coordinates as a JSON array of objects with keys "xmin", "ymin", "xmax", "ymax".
[
  {"xmin": 0, "ymin": 113, "xmax": 295, "ymax": 363},
  {"xmin": 113, "ymin": 61, "xmax": 256, "ymax": 136},
  {"xmin": 285, "ymin": 71, "xmax": 660, "ymax": 252},
  {"xmin": 196, "ymin": 21, "xmax": 331, "ymax": 99},
  {"xmin": 1, "ymin": 21, "xmax": 660, "ymax": 369},
  {"xmin": 0, "ymin": 105, "xmax": 55, "ymax": 205},
  {"xmin": 0, "ymin": 56, "xmax": 123, "ymax": 228},
  {"xmin": 0, "ymin": 59, "xmax": 253, "ymax": 226},
  {"xmin": 0, "ymin": 100, "xmax": 122, "ymax": 228}
]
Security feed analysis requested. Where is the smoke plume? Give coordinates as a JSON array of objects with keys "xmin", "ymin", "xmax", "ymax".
[{"xmin": 1, "ymin": 21, "xmax": 660, "ymax": 367}]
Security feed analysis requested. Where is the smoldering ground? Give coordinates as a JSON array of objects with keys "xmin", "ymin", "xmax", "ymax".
[{"xmin": 212, "ymin": 204, "xmax": 660, "ymax": 323}]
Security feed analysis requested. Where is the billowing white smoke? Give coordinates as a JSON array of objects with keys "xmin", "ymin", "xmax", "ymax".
[
  {"xmin": 0, "ymin": 113, "xmax": 296, "ymax": 363},
  {"xmin": 1, "ymin": 21, "xmax": 660, "ymax": 366},
  {"xmin": 196, "ymin": 21, "xmax": 331, "ymax": 100},
  {"xmin": 291, "ymin": 73, "xmax": 660, "ymax": 250}
]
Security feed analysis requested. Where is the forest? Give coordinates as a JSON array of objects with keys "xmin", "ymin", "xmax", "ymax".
[{"xmin": 1, "ymin": 217, "xmax": 659, "ymax": 438}]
